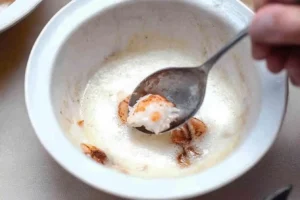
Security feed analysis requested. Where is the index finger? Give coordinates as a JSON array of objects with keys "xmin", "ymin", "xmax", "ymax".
[{"xmin": 250, "ymin": 4, "xmax": 300, "ymax": 45}]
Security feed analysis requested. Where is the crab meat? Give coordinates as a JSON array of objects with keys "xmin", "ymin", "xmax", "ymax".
[
  {"xmin": 177, "ymin": 151, "xmax": 191, "ymax": 167},
  {"xmin": 187, "ymin": 118, "xmax": 207, "ymax": 137},
  {"xmin": 171, "ymin": 124, "xmax": 191, "ymax": 145},
  {"xmin": 185, "ymin": 146, "xmax": 202, "ymax": 157},
  {"xmin": 171, "ymin": 117, "xmax": 207, "ymax": 144},
  {"xmin": 127, "ymin": 94, "xmax": 180, "ymax": 134}
]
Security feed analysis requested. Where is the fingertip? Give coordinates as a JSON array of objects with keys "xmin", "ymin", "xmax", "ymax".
[
  {"xmin": 252, "ymin": 42, "xmax": 271, "ymax": 60},
  {"xmin": 289, "ymin": 74, "xmax": 296, "ymax": 85},
  {"xmin": 284, "ymin": 50, "xmax": 300, "ymax": 70},
  {"xmin": 266, "ymin": 48, "xmax": 289, "ymax": 73},
  {"xmin": 289, "ymin": 71, "xmax": 300, "ymax": 86},
  {"xmin": 286, "ymin": 50, "xmax": 300, "ymax": 86},
  {"xmin": 266, "ymin": 56, "xmax": 285, "ymax": 73}
]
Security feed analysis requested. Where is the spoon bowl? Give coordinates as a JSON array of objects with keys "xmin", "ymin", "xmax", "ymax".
[{"xmin": 129, "ymin": 67, "xmax": 207, "ymax": 134}]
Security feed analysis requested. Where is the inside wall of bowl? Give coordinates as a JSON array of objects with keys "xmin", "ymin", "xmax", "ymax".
[{"xmin": 51, "ymin": 0, "xmax": 261, "ymax": 150}]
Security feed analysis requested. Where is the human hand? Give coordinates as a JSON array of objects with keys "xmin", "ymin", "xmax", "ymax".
[{"xmin": 249, "ymin": 0, "xmax": 300, "ymax": 85}]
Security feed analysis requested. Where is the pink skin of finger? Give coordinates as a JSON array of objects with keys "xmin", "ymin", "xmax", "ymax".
[{"xmin": 249, "ymin": 3, "xmax": 300, "ymax": 85}]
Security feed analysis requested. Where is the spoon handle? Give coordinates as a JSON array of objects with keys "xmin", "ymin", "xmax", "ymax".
[{"xmin": 202, "ymin": 26, "xmax": 249, "ymax": 72}]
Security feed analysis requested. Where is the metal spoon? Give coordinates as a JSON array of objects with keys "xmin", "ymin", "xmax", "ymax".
[
  {"xmin": 264, "ymin": 185, "xmax": 293, "ymax": 200},
  {"xmin": 129, "ymin": 27, "xmax": 249, "ymax": 134}
]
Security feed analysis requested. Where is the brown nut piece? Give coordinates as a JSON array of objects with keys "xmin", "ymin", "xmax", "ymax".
[
  {"xmin": 77, "ymin": 120, "xmax": 84, "ymax": 127},
  {"xmin": 177, "ymin": 152, "xmax": 191, "ymax": 168},
  {"xmin": 187, "ymin": 117, "xmax": 207, "ymax": 137},
  {"xmin": 185, "ymin": 146, "xmax": 202, "ymax": 158},
  {"xmin": 171, "ymin": 117, "xmax": 207, "ymax": 145},
  {"xmin": 171, "ymin": 124, "xmax": 191, "ymax": 145},
  {"xmin": 118, "ymin": 96, "xmax": 130, "ymax": 124},
  {"xmin": 80, "ymin": 143, "xmax": 108, "ymax": 165}
]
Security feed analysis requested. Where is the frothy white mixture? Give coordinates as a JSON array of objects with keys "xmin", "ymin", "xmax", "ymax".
[
  {"xmin": 80, "ymin": 49, "xmax": 246, "ymax": 178},
  {"xmin": 127, "ymin": 94, "xmax": 180, "ymax": 134}
]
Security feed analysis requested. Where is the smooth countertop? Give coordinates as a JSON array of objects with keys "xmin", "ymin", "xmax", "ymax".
[{"xmin": 0, "ymin": 0, "xmax": 299, "ymax": 199}]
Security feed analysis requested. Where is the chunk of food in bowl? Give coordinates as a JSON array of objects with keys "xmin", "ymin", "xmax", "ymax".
[
  {"xmin": 80, "ymin": 143, "xmax": 128, "ymax": 174},
  {"xmin": 126, "ymin": 94, "xmax": 180, "ymax": 134},
  {"xmin": 171, "ymin": 118, "xmax": 207, "ymax": 168},
  {"xmin": 80, "ymin": 143, "xmax": 108, "ymax": 164},
  {"xmin": 171, "ymin": 118, "xmax": 207, "ymax": 145}
]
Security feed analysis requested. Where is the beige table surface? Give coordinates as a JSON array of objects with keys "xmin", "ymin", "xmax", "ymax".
[{"xmin": 0, "ymin": 0, "xmax": 299, "ymax": 200}]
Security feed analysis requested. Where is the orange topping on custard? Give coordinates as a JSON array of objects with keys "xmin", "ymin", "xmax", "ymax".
[
  {"xmin": 150, "ymin": 111, "xmax": 161, "ymax": 122},
  {"xmin": 135, "ymin": 95, "xmax": 173, "ymax": 113}
]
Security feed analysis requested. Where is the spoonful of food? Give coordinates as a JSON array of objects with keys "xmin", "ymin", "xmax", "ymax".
[{"xmin": 128, "ymin": 27, "xmax": 249, "ymax": 134}]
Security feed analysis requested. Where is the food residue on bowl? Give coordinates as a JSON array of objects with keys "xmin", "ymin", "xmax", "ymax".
[
  {"xmin": 80, "ymin": 143, "xmax": 129, "ymax": 174},
  {"xmin": 77, "ymin": 120, "xmax": 84, "ymax": 127},
  {"xmin": 80, "ymin": 143, "xmax": 108, "ymax": 164}
]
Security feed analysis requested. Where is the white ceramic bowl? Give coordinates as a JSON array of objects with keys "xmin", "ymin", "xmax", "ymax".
[
  {"xmin": 25, "ymin": 0, "xmax": 288, "ymax": 199},
  {"xmin": 0, "ymin": 0, "xmax": 42, "ymax": 32}
]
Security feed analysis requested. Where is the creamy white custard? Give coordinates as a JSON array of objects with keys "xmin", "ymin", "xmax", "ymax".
[
  {"xmin": 127, "ymin": 94, "xmax": 180, "ymax": 134},
  {"xmin": 79, "ymin": 47, "xmax": 246, "ymax": 178}
]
